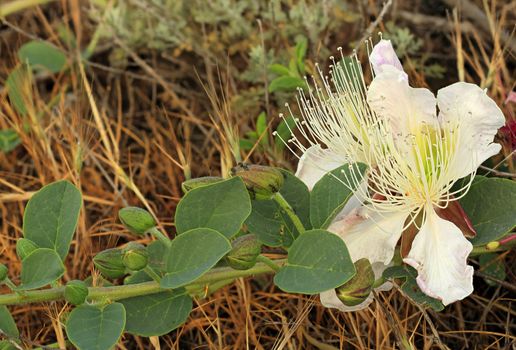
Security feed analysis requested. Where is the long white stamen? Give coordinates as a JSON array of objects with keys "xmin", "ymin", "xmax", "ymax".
[{"xmin": 282, "ymin": 44, "xmax": 475, "ymax": 218}]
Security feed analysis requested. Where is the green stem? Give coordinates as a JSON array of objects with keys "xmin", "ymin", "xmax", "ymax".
[
  {"xmin": 0, "ymin": 260, "xmax": 285, "ymax": 306},
  {"xmin": 272, "ymin": 192, "xmax": 305, "ymax": 234},
  {"xmin": 469, "ymin": 237, "xmax": 516, "ymax": 256},
  {"xmin": 33, "ymin": 341, "xmax": 69, "ymax": 350},
  {"xmin": 256, "ymin": 255, "xmax": 281, "ymax": 272},
  {"xmin": 143, "ymin": 266, "xmax": 161, "ymax": 283},
  {"xmin": 84, "ymin": 26, "xmax": 103, "ymax": 59},
  {"xmin": 4, "ymin": 278, "xmax": 18, "ymax": 292},
  {"xmin": 204, "ymin": 278, "xmax": 236, "ymax": 297},
  {"xmin": 146, "ymin": 227, "xmax": 171, "ymax": 248}
]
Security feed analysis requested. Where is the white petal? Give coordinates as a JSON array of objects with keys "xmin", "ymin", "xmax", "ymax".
[
  {"xmin": 332, "ymin": 178, "xmax": 367, "ymax": 221},
  {"xmin": 320, "ymin": 208, "xmax": 404, "ymax": 312},
  {"xmin": 328, "ymin": 206, "xmax": 408, "ymax": 265},
  {"xmin": 319, "ymin": 262, "xmax": 390, "ymax": 312},
  {"xmin": 370, "ymin": 39, "xmax": 406, "ymax": 79},
  {"xmin": 295, "ymin": 144, "xmax": 344, "ymax": 190},
  {"xmin": 437, "ymin": 82, "xmax": 505, "ymax": 180},
  {"xmin": 367, "ymin": 66, "xmax": 438, "ymax": 137},
  {"xmin": 404, "ymin": 206, "xmax": 473, "ymax": 306}
]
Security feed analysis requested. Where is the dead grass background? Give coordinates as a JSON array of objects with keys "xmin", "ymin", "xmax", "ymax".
[{"xmin": 0, "ymin": 0, "xmax": 514, "ymax": 349}]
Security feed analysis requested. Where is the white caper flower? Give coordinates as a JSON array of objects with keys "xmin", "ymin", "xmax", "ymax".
[{"xmin": 283, "ymin": 39, "xmax": 505, "ymax": 309}]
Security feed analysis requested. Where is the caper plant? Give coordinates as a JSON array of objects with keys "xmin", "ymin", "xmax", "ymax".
[
  {"xmin": 1, "ymin": 40, "xmax": 516, "ymax": 349},
  {"xmin": 0, "ymin": 162, "xmax": 514, "ymax": 349}
]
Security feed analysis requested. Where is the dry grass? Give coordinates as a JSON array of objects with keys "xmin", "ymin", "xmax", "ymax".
[{"xmin": 0, "ymin": 0, "xmax": 515, "ymax": 349}]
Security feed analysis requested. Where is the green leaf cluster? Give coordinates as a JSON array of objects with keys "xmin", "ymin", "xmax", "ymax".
[
  {"xmin": 268, "ymin": 37, "xmax": 308, "ymax": 93},
  {"xmin": 239, "ymin": 111, "xmax": 297, "ymax": 154},
  {"xmin": 3, "ymin": 166, "xmax": 515, "ymax": 349},
  {"xmin": 18, "ymin": 181, "xmax": 82, "ymax": 290}
]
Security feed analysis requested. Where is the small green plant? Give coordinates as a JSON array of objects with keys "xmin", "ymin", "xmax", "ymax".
[
  {"xmin": 239, "ymin": 111, "xmax": 297, "ymax": 154},
  {"xmin": 0, "ymin": 161, "xmax": 514, "ymax": 349},
  {"xmin": 268, "ymin": 37, "xmax": 308, "ymax": 93},
  {"xmin": 1, "ymin": 25, "xmax": 106, "ymax": 154}
]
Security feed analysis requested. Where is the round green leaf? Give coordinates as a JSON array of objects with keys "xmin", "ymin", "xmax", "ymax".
[
  {"xmin": 18, "ymin": 41, "xmax": 67, "ymax": 73},
  {"xmin": 120, "ymin": 290, "xmax": 192, "ymax": 336},
  {"xmin": 23, "ymin": 180, "xmax": 82, "ymax": 260},
  {"xmin": 0, "ymin": 306, "xmax": 19, "ymax": 339},
  {"xmin": 66, "ymin": 303, "xmax": 125, "ymax": 350},
  {"xmin": 18, "ymin": 248, "xmax": 65, "ymax": 290},
  {"xmin": 246, "ymin": 200, "xmax": 287, "ymax": 247},
  {"xmin": 274, "ymin": 229, "xmax": 355, "ymax": 294},
  {"xmin": 459, "ymin": 177, "xmax": 516, "ymax": 245},
  {"xmin": 274, "ymin": 230, "xmax": 355, "ymax": 294},
  {"xmin": 310, "ymin": 163, "xmax": 367, "ymax": 229},
  {"xmin": 268, "ymin": 75, "xmax": 306, "ymax": 93},
  {"xmin": 160, "ymin": 228, "xmax": 231, "ymax": 289},
  {"xmin": 175, "ymin": 177, "xmax": 251, "ymax": 238},
  {"xmin": 147, "ymin": 240, "xmax": 168, "ymax": 273}
]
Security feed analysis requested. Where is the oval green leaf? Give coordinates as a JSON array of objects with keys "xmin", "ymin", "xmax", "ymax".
[
  {"xmin": 18, "ymin": 248, "xmax": 65, "ymax": 290},
  {"xmin": 175, "ymin": 177, "xmax": 251, "ymax": 238},
  {"xmin": 6, "ymin": 65, "xmax": 31, "ymax": 116},
  {"xmin": 66, "ymin": 303, "xmax": 125, "ymax": 350},
  {"xmin": 310, "ymin": 163, "xmax": 367, "ymax": 229},
  {"xmin": 160, "ymin": 228, "xmax": 231, "ymax": 289},
  {"xmin": 18, "ymin": 41, "xmax": 67, "ymax": 73},
  {"xmin": 246, "ymin": 200, "xmax": 288, "ymax": 247},
  {"xmin": 459, "ymin": 177, "xmax": 516, "ymax": 245},
  {"xmin": 274, "ymin": 229, "xmax": 355, "ymax": 294},
  {"xmin": 23, "ymin": 180, "xmax": 82, "ymax": 260},
  {"xmin": 268, "ymin": 76, "xmax": 306, "ymax": 93},
  {"xmin": 120, "ymin": 290, "xmax": 192, "ymax": 336},
  {"xmin": 0, "ymin": 306, "xmax": 19, "ymax": 339}
]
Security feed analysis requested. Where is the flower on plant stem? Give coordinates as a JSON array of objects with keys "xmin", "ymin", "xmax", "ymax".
[{"xmin": 279, "ymin": 39, "xmax": 505, "ymax": 310}]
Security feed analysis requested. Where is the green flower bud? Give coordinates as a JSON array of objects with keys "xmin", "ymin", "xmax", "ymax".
[
  {"xmin": 225, "ymin": 234, "xmax": 262, "ymax": 270},
  {"xmin": 122, "ymin": 243, "xmax": 148, "ymax": 271},
  {"xmin": 16, "ymin": 238, "xmax": 39, "ymax": 260},
  {"xmin": 231, "ymin": 164, "xmax": 284, "ymax": 200},
  {"xmin": 335, "ymin": 258, "xmax": 375, "ymax": 306},
  {"xmin": 0, "ymin": 264, "xmax": 7, "ymax": 282},
  {"xmin": 181, "ymin": 176, "xmax": 223, "ymax": 193},
  {"xmin": 93, "ymin": 248, "xmax": 127, "ymax": 279},
  {"xmin": 119, "ymin": 207, "xmax": 156, "ymax": 235},
  {"xmin": 64, "ymin": 280, "xmax": 89, "ymax": 305}
]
